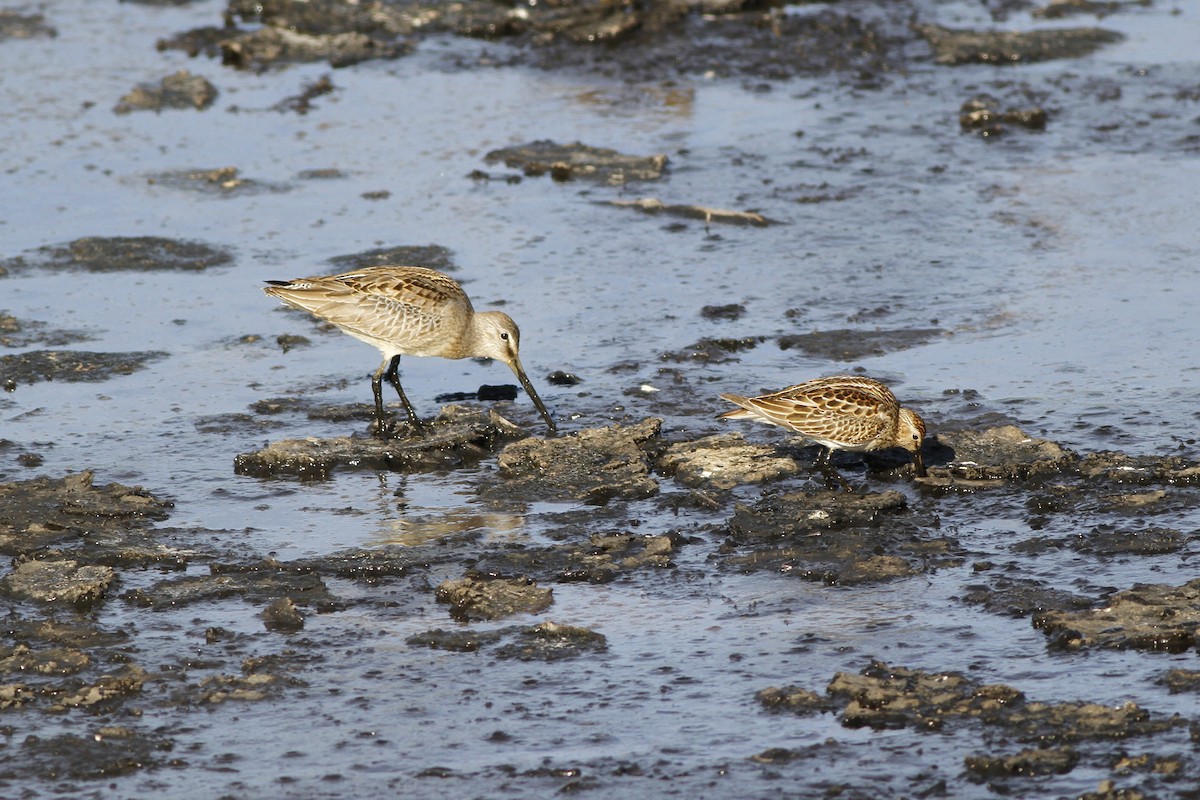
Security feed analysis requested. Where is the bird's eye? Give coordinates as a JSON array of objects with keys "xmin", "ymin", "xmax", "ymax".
[{"xmin": 500, "ymin": 332, "xmax": 509, "ymax": 341}]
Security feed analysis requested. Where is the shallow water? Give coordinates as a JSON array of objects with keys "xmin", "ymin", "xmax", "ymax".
[{"xmin": 2, "ymin": 0, "xmax": 1200, "ymax": 797}]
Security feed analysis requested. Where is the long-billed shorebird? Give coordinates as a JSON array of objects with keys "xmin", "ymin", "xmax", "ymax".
[
  {"xmin": 718, "ymin": 375, "xmax": 926, "ymax": 486},
  {"xmin": 263, "ymin": 265, "xmax": 557, "ymax": 436}
]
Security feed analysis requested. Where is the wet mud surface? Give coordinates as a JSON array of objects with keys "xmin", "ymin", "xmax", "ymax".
[{"xmin": 3, "ymin": 0, "xmax": 1200, "ymax": 796}]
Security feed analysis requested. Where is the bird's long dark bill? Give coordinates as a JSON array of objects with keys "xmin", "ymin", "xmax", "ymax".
[
  {"xmin": 513, "ymin": 364, "xmax": 557, "ymax": 434},
  {"xmin": 912, "ymin": 451, "xmax": 927, "ymax": 478}
]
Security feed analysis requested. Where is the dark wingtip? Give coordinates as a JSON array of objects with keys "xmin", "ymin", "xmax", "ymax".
[{"xmin": 264, "ymin": 280, "xmax": 289, "ymax": 286}]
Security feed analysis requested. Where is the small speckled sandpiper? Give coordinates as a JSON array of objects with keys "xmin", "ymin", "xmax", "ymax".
[
  {"xmin": 263, "ymin": 265, "xmax": 557, "ymax": 436},
  {"xmin": 719, "ymin": 375, "xmax": 926, "ymax": 485}
]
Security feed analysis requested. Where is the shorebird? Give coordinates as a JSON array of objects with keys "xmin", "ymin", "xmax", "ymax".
[
  {"xmin": 263, "ymin": 265, "xmax": 557, "ymax": 436},
  {"xmin": 719, "ymin": 375, "xmax": 926, "ymax": 487}
]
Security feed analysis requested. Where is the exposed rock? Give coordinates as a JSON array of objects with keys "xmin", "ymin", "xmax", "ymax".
[
  {"xmin": 0, "ymin": 236, "xmax": 233, "ymax": 274},
  {"xmin": 122, "ymin": 563, "xmax": 335, "ymax": 610},
  {"xmin": 724, "ymin": 490, "xmax": 955, "ymax": 585},
  {"xmin": 777, "ymin": 328, "xmax": 943, "ymax": 359},
  {"xmin": 234, "ymin": 406, "xmax": 528, "ymax": 479},
  {"xmin": 657, "ymin": 433, "xmax": 799, "ymax": 490},
  {"xmin": 914, "ymin": 24, "xmax": 1124, "ymax": 66},
  {"xmin": 435, "ymin": 575, "xmax": 553, "ymax": 621},
  {"xmin": 409, "ymin": 621, "xmax": 606, "ymax": 661},
  {"xmin": 114, "ymin": 70, "xmax": 218, "ymax": 114},
  {"xmin": 607, "ymin": 198, "xmax": 775, "ymax": 227},
  {"xmin": 0, "ymin": 11, "xmax": 56, "ymax": 41},
  {"xmin": 1035, "ymin": 579, "xmax": 1200, "ymax": 653},
  {"xmin": 929, "ymin": 425, "xmax": 1076, "ymax": 480},
  {"xmin": 0, "ymin": 350, "xmax": 168, "ymax": 389},
  {"xmin": 484, "ymin": 141, "xmax": 668, "ymax": 185},
  {"xmin": 960, "ymin": 95, "xmax": 1048, "ymax": 137},
  {"xmin": 261, "ymin": 597, "xmax": 305, "ymax": 632},
  {"xmin": 0, "ymin": 560, "xmax": 115, "ymax": 609},
  {"xmin": 472, "ymin": 532, "xmax": 675, "ymax": 584},
  {"xmin": 964, "ymin": 747, "xmax": 1079, "ymax": 778},
  {"xmin": 490, "ymin": 418, "xmax": 662, "ymax": 503}
]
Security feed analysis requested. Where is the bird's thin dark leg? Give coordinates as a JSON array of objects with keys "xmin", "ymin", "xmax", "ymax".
[
  {"xmin": 371, "ymin": 359, "xmax": 392, "ymax": 438},
  {"xmin": 816, "ymin": 447, "xmax": 854, "ymax": 493},
  {"xmin": 383, "ymin": 355, "xmax": 424, "ymax": 433}
]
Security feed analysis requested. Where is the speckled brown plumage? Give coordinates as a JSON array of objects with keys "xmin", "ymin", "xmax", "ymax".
[{"xmin": 719, "ymin": 375, "xmax": 926, "ymax": 480}]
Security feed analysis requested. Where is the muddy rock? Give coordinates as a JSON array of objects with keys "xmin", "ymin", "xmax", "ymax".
[
  {"xmin": 606, "ymin": 198, "xmax": 775, "ymax": 227},
  {"xmin": 114, "ymin": 70, "xmax": 218, "ymax": 114},
  {"xmin": 489, "ymin": 417, "xmax": 662, "ymax": 503},
  {"xmin": 189, "ymin": 670, "xmax": 306, "ymax": 705},
  {"xmin": 435, "ymin": 575, "xmax": 553, "ymax": 621},
  {"xmin": 0, "ymin": 312, "xmax": 91, "ymax": 348},
  {"xmin": 262, "ymin": 597, "xmax": 305, "ymax": 632},
  {"xmin": 7, "ymin": 725, "xmax": 175, "ymax": 781},
  {"xmin": 409, "ymin": 621, "xmax": 606, "ymax": 661},
  {"xmin": 821, "ymin": 661, "xmax": 1180, "ymax": 742},
  {"xmin": 0, "ymin": 644, "xmax": 90, "ymax": 677},
  {"xmin": 493, "ymin": 621, "xmax": 607, "ymax": 662},
  {"xmin": 777, "ymin": 328, "xmax": 943, "ymax": 359},
  {"xmin": 962, "ymin": 576, "xmax": 1097, "ymax": 618},
  {"xmin": 51, "ymin": 666, "xmax": 147, "ymax": 713},
  {"xmin": 272, "ymin": 73, "xmax": 336, "ymax": 114},
  {"xmin": 914, "ymin": 24, "xmax": 1124, "ymax": 65},
  {"xmin": 0, "ymin": 235, "xmax": 233, "ymax": 274},
  {"xmin": 472, "ymin": 532, "xmax": 675, "ymax": 584},
  {"xmin": 928, "ymin": 425, "xmax": 1076, "ymax": 481},
  {"xmin": 484, "ymin": 141, "xmax": 668, "ymax": 185},
  {"xmin": 756, "ymin": 685, "xmax": 836, "ymax": 716},
  {"xmin": 146, "ymin": 166, "xmax": 287, "ymax": 196},
  {"xmin": 0, "ymin": 11, "xmax": 56, "ymax": 41},
  {"xmin": 221, "ymin": 26, "xmax": 410, "ymax": 70},
  {"xmin": 234, "ymin": 405, "xmax": 528, "ymax": 479},
  {"xmin": 1161, "ymin": 669, "xmax": 1200, "ymax": 694},
  {"xmin": 659, "ymin": 337, "xmax": 762, "ymax": 364},
  {"xmin": 657, "ymin": 433, "xmax": 799, "ymax": 490},
  {"xmin": 964, "ymin": 747, "xmax": 1080, "ymax": 778},
  {"xmin": 700, "ymin": 304, "xmax": 746, "ymax": 321},
  {"xmin": 0, "ymin": 349, "xmax": 168, "ymax": 389},
  {"xmin": 1069, "ymin": 526, "xmax": 1186, "ymax": 557},
  {"xmin": 0, "ymin": 560, "xmax": 115, "ymax": 609},
  {"xmin": 1079, "ymin": 451, "xmax": 1200, "ymax": 486},
  {"xmin": 122, "ymin": 562, "xmax": 335, "ymax": 611},
  {"xmin": 1035, "ymin": 579, "xmax": 1200, "ymax": 653},
  {"xmin": 1034, "ymin": 0, "xmax": 1148, "ymax": 18},
  {"xmin": 725, "ymin": 490, "xmax": 954, "ymax": 585},
  {"xmin": 960, "ymin": 95, "xmax": 1048, "ymax": 137}
]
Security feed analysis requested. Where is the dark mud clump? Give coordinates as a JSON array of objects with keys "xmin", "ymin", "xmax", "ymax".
[
  {"xmin": 0, "ymin": 560, "xmax": 115, "ymax": 610},
  {"xmin": 114, "ymin": 70, "xmax": 218, "ymax": 113},
  {"xmin": 145, "ymin": 166, "xmax": 288, "ymax": 196},
  {"xmin": 0, "ymin": 10, "xmax": 56, "ymax": 41},
  {"xmin": 1035, "ymin": 579, "xmax": 1200, "ymax": 653},
  {"xmin": 409, "ymin": 621, "xmax": 607, "ymax": 662},
  {"xmin": 927, "ymin": 425, "xmax": 1077, "ymax": 482},
  {"xmin": 724, "ymin": 490, "xmax": 958, "ymax": 585},
  {"xmin": 234, "ymin": 405, "xmax": 529, "ymax": 479},
  {"xmin": 0, "ymin": 312, "xmax": 92, "ymax": 348},
  {"xmin": 914, "ymin": 24, "xmax": 1124, "ymax": 65},
  {"xmin": 487, "ymin": 418, "xmax": 662, "ymax": 503},
  {"xmin": 484, "ymin": 141, "xmax": 668, "ymax": 184},
  {"xmin": 0, "ymin": 350, "xmax": 168, "ymax": 389},
  {"xmin": 762, "ymin": 660, "xmax": 1182, "ymax": 740},
  {"xmin": 659, "ymin": 337, "xmax": 763, "ymax": 364},
  {"xmin": 0, "ymin": 236, "xmax": 233, "ymax": 274},
  {"xmin": 8, "ymin": 728, "xmax": 176, "ymax": 781},
  {"xmin": 0, "ymin": 471, "xmax": 172, "ymax": 557},
  {"xmin": 606, "ymin": 198, "xmax": 775, "ymax": 227},
  {"xmin": 435, "ymin": 574, "xmax": 553, "ymax": 621},
  {"xmin": 122, "ymin": 561, "xmax": 337, "ymax": 611},
  {"xmin": 960, "ymin": 95, "xmax": 1048, "ymax": 137},
  {"xmin": 657, "ymin": 433, "xmax": 799, "ymax": 491},
  {"xmin": 777, "ymin": 328, "xmax": 943, "ymax": 360},
  {"xmin": 962, "ymin": 576, "xmax": 1097, "ymax": 618},
  {"xmin": 471, "ymin": 532, "xmax": 676, "ymax": 584}
]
